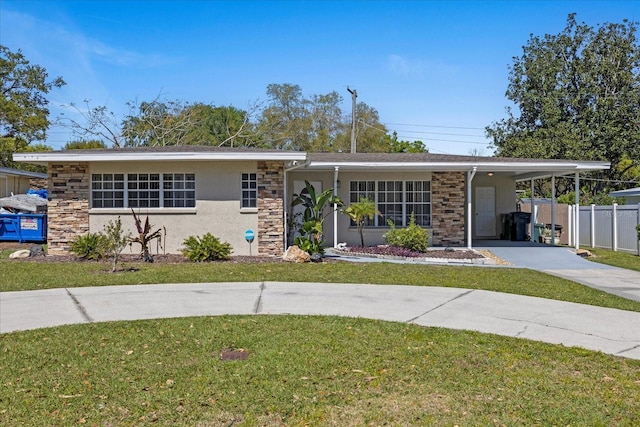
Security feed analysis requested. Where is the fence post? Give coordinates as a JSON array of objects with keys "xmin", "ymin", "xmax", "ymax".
[
  {"xmin": 612, "ymin": 203, "xmax": 618, "ymax": 252},
  {"xmin": 590, "ymin": 204, "xmax": 595, "ymax": 248},
  {"xmin": 567, "ymin": 204, "xmax": 573, "ymax": 247}
]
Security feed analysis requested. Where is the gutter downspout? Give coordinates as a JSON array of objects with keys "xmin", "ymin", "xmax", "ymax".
[
  {"xmin": 283, "ymin": 160, "xmax": 308, "ymax": 250},
  {"xmin": 333, "ymin": 166, "xmax": 339, "ymax": 248},
  {"xmin": 467, "ymin": 167, "xmax": 477, "ymax": 249}
]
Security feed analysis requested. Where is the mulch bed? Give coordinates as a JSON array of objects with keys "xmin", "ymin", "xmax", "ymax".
[{"xmin": 1, "ymin": 242, "xmax": 488, "ymax": 263}]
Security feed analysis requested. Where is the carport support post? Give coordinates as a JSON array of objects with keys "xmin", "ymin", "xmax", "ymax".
[
  {"xmin": 574, "ymin": 172, "xmax": 580, "ymax": 250},
  {"xmin": 551, "ymin": 175, "xmax": 556, "ymax": 246},
  {"xmin": 467, "ymin": 167, "xmax": 476, "ymax": 249},
  {"xmin": 530, "ymin": 179, "xmax": 535, "ymax": 240}
]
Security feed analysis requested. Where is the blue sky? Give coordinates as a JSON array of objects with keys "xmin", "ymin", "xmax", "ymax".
[{"xmin": 2, "ymin": 0, "xmax": 639, "ymax": 154}]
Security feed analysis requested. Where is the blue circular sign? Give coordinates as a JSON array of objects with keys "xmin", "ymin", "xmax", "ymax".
[{"xmin": 245, "ymin": 229, "xmax": 255, "ymax": 242}]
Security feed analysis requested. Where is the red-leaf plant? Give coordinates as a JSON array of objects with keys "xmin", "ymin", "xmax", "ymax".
[{"xmin": 129, "ymin": 209, "xmax": 164, "ymax": 262}]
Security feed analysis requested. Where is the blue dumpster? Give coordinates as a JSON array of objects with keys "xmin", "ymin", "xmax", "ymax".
[{"xmin": 0, "ymin": 213, "xmax": 48, "ymax": 243}]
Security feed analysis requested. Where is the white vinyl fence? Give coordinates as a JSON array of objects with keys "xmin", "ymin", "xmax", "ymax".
[{"xmin": 567, "ymin": 203, "xmax": 640, "ymax": 254}]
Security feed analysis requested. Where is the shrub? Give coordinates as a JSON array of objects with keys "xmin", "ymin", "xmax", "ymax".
[
  {"xmin": 70, "ymin": 232, "xmax": 107, "ymax": 260},
  {"xmin": 102, "ymin": 217, "xmax": 131, "ymax": 272},
  {"xmin": 182, "ymin": 233, "xmax": 232, "ymax": 262},
  {"xmin": 383, "ymin": 213, "xmax": 429, "ymax": 253}
]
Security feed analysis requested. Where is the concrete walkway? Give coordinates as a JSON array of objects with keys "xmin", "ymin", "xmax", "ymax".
[
  {"xmin": 2, "ymin": 281, "xmax": 640, "ymax": 360},
  {"xmin": 476, "ymin": 242, "xmax": 640, "ymax": 302}
]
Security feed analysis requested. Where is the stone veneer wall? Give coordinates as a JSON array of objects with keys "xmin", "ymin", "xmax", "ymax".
[
  {"xmin": 431, "ymin": 171, "xmax": 466, "ymax": 246},
  {"xmin": 47, "ymin": 163, "xmax": 90, "ymax": 255},
  {"xmin": 257, "ymin": 161, "xmax": 284, "ymax": 256},
  {"xmin": 29, "ymin": 177, "xmax": 48, "ymax": 190}
]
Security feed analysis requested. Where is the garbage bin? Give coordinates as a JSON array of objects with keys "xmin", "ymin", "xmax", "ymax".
[
  {"xmin": 533, "ymin": 223, "xmax": 545, "ymax": 243},
  {"xmin": 509, "ymin": 212, "xmax": 531, "ymax": 241}
]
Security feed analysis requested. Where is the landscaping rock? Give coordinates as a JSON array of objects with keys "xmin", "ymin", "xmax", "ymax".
[
  {"xmin": 29, "ymin": 245, "xmax": 45, "ymax": 257},
  {"xmin": 9, "ymin": 249, "xmax": 31, "ymax": 259},
  {"xmin": 283, "ymin": 245, "xmax": 311, "ymax": 263},
  {"xmin": 310, "ymin": 253, "xmax": 323, "ymax": 263}
]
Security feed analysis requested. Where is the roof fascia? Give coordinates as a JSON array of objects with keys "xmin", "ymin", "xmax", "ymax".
[
  {"xmin": 306, "ymin": 160, "xmax": 610, "ymax": 172},
  {"xmin": 13, "ymin": 151, "xmax": 308, "ymax": 165}
]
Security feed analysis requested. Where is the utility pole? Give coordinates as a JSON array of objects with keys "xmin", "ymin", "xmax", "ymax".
[{"xmin": 347, "ymin": 86, "xmax": 357, "ymax": 153}]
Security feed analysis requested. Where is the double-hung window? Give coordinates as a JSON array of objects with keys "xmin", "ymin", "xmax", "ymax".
[
  {"xmin": 91, "ymin": 173, "xmax": 195, "ymax": 208},
  {"xmin": 349, "ymin": 180, "xmax": 431, "ymax": 227}
]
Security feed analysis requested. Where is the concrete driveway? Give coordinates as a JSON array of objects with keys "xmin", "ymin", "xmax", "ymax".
[
  {"xmin": 476, "ymin": 241, "xmax": 640, "ymax": 302},
  {"xmin": 2, "ymin": 282, "xmax": 640, "ymax": 360}
]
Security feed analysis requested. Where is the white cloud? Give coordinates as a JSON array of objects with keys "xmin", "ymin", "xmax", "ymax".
[
  {"xmin": 387, "ymin": 54, "xmax": 459, "ymax": 79},
  {"xmin": 387, "ymin": 54, "xmax": 426, "ymax": 77}
]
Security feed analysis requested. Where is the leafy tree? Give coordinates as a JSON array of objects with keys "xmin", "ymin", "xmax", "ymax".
[
  {"xmin": 177, "ymin": 103, "xmax": 258, "ymax": 147},
  {"xmin": 0, "ymin": 45, "xmax": 65, "ymax": 166},
  {"xmin": 64, "ymin": 139, "xmax": 108, "ymax": 150},
  {"xmin": 384, "ymin": 131, "xmax": 428, "ymax": 153},
  {"xmin": 486, "ymin": 14, "xmax": 640, "ymax": 193},
  {"xmin": 258, "ymin": 84, "xmax": 393, "ymax": 152},
  {"xmin": 257, "ymin": 83, "xmax": 311, "ymax": 150},
  {"xmin": 344, "ymin": 197, "xmax": 380, "ymax": 246}
]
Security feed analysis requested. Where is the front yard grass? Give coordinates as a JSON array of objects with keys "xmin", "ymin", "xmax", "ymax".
[
  {"xmin": 2, "ymin": 316, "xmax": 639, "ymax": 426},
  {"xmin": 2, "ymin": 259, "xmax": 640, "ymax": 312},
  {"xmin": 587, "ymin": 247, "xmax": 640, "ymax": 272}
]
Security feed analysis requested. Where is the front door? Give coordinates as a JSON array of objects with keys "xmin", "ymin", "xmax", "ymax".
[{"xmin": 475, "ymin": 186, "xmax": 496, "ymax": 237}]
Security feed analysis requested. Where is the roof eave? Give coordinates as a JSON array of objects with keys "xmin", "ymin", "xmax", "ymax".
[{"xmin": 12, "ymin": 151, "xmax": 308, "ymax": 164}]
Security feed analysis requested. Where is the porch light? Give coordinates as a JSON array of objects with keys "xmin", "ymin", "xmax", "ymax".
[{"xmin": 487, "ymin": 172, "xmax": 494, "ymax": 177}]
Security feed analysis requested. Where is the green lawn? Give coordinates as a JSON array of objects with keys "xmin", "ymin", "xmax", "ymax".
[
  {"xmin": 587, "ymin": 247, "xmax": 640, "ymax": 272},
  {"xmin": 2, "ymin": 316, "xmax": 639, "ymax": 426},
  {"xmin": 2, "ymin": 258, "xmax": 640, "ymax": 312}
]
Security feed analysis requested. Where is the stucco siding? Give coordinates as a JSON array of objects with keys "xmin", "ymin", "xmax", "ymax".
[
  {"xmin": 88, "ymin": 161, "xmax": 262, "ymax": 255},
  {"xmin": 89, "ymin": 200, "xmax": 258, "ymax": 255}
]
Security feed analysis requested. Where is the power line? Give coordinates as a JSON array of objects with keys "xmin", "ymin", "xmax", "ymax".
[{"xmin": 384, "ymin": 122, "xmax": 486, "ymax": 130}]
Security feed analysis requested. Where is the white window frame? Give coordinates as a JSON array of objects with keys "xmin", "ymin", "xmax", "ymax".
[
  {"xmin": 349, "ymin": 180, "xmax": 431, "ymax": 227},
  {"xmin": 91, "ymin": 173, "xmax": 195, "ymax": 209}
]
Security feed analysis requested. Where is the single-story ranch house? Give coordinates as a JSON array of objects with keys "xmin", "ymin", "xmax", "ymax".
[{"xmin": 14, "ymin": 146, "xmax": 609, "ymax": 256}]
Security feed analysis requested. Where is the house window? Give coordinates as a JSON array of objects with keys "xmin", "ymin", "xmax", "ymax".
[
  {"xmin": 91, "ymin": 173, "xmax": 195, "ymax": 208},
  {"xmin": 91, "ymin": 174, "xmax": 124, "ymax": 208},
  {"xmin": 128, "ymin": 173, "xmax": 160, "ymax": 208},
  {"xmin": 349, "ymin": 180, "xmax": 431, "ymax": 227},
  {"xmin": 163, "ymin": 173, "xmax": 196, "ymax": 208},
  {"xmin": 241, "ymin": 172, "xmax": 257, "ymax": 208},
  {"xmin": 406, "ymin": 181, "xmax": 431, "ymax": 227}
]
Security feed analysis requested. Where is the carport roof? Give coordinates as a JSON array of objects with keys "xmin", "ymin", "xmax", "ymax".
[{"xmin": 304, "ymin": 152, "xmax": 610, "ymax": 180}]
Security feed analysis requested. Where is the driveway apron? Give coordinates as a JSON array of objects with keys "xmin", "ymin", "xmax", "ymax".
[{"xmin": 478, "ymin": 243, "xmax": 640, "ymax": 302}]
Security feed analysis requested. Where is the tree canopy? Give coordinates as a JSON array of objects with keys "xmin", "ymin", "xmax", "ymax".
[
  {"xmin": 56, "ymin": 83, "xmax": 426, "ymax": 153},
  {"xmin": 486, "ymin": 14, "xmax": 640, "ymax": 191},
  {"xmin": 1, "ymin": 45, "xmax": 64, "ymax": 166}
]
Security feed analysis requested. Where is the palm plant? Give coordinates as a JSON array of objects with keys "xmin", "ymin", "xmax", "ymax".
[{"xmin": 344, "ymin": 197, "xmax": 380, "ymax": 247}]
